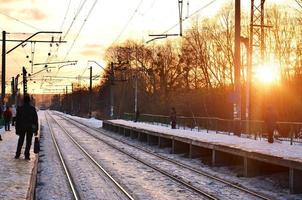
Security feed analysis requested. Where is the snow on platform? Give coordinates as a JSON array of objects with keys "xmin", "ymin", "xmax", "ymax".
[
  {"xmin": 54, "ymin": 111, "xmax": 103, "ymax": 128},
  {"xmin": 0, "ymin": 127, "xmax": 37, "ymax": 200},
  {"xmin": 109, "ymin": 120, "xmax": 302, "ymax": 164}
]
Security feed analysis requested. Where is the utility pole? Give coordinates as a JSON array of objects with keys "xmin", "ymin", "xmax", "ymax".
[
  {"xmin": 110, "ymin": 63, "xmax": 114, "ymax": 119},
  {"xmin": 249, "ymin": 0, "xmax": 269, "ymax": 121},
  {"xmin": 134, "ymin": 75, "xmax": 138, "ymax": 114},
  {"xmin": 89, "ymin": 66, "xmax": 92, "ymax": 118},
  {"xmin": 178, "ymin": 0, "xmax": 183, "ymax": 37},
  {"xmin": 71, "ymin": 83, "xmax": 74, "ymax": 114},
  {"xmin": 2, "ymin": 31, "xmax": 6, "ymax": 105},
  {"xmin": 22, "ymin": 67, "xmax": 27, "ymax": 95},
  {"xmin": 11, "ymin": 77, "xmax": 15, "ymax": 103},
  {"xmin": 66, "ymin": 85, "xmax": 68, "ymax": 113},
  {"xmin": 1, "ymin": 31, "xmax": 64, "ymax": 103},
  {"xmin": 15, "ymin": 74, "xmax": 19, "ymax": 106},
  {"xmin": 234, "ymin": 0, "xmax": 241, "ymax": 121}
]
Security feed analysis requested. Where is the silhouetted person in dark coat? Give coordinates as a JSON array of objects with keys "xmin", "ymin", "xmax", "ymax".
[
  {"xmin": 263, "ymin": 105, "xmax": 277, "ymax": 143},
  {"xmin": 3, "ymin": 105, "xmax": 12, "ymax": 131},
  {"xmin": 15, "ymin": 94, "xmax": 38, "ymax": 160},
  {"xmin": 170, "ymin": 107, "xmax": 177, "ymax": 129}
]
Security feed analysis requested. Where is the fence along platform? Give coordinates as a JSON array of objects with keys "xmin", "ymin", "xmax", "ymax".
[{"xmin": 103, "ymin": 119, "xmax": 302, "ymax": 194}]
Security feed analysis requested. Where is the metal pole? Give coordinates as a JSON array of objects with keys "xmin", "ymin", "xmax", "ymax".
[
  {"xmin": 66, "ymin": 85, "xmax": 68, "ymax": 113},
  {"xmin": 89, "ymin": 66, "xmax": 92, "ymax": 117},
  {"xmin": 110, "ymin": 63, "xmax": 114, "ymax": 119},
  {"xmin": 246, "ymin": 40, "xmax": 251, "ymax": 133},
  {"xmin": 71, "ymin": 83, "xmax": 74, "ymax": 114},
  {"xmin": 15, "ymin": 75, "xmax": 19, "ymax": 106},
  {"xmin": 260, "ymin": 0, "xmax": 265, "ymax": 62},
  {"xmin": 134, "ymin": 75, "xmax": 138, "ymax": 113},
  {"xmin": 2, "ymin": 31, "xmax": 6, "ymax": 105},
  {"xmin": 22, "ymin": 67, "xmax": 27, "ymax": 95},
  {"xmin": 11, "ymin": 77, "xmax": 15, "ymax": 103},
  {"xmin": 234, "ymin": 0, "xmax": 241, "ymax": 120},
  {"xmin": 178, "ymin": 0, "xmax": 183, "ymax": 36},
  {"xmin": 6, "ymin": 31, "xmax": 62, "ymax": 54}
]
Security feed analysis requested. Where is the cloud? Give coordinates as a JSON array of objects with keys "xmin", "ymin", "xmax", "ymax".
[
  {"xmin": 81, "ymin": 49, "xmax": 102, "ymax": 57},
  {"xmin": 0, "ymin": 0, "xmax": 19, "ymax": 3},
  {"xmin": 80, "ymin": 44, "xmax": 103, "ymax": 56},
  {"xmin": 0, "ymin": 7, "xmax": 47, "ymax": 21},
  {"xmin": 21, "ymin": 8, "xmax": 47, "ymax": 20}
]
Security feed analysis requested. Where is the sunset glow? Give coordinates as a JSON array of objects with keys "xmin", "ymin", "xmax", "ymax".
[{"xmin": 253, "ymin": 63, "xmax": 281, "ymax": 84}]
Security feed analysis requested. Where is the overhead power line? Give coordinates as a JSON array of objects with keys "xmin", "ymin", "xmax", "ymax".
[
  {"xmin": 296, "ymin": 0, "xmax": 302, "ymax": 9},
  {"xmin": 0, "ymin": 12, "xmax": 40, "ymax": 31},
  {"xmin": 64, "ymin": 0, "xmax": 98, "ymax": 60},
  {"xmin": 163, "ymin": 0, "xmax": 217, "ymax": 34},
  {"xmin": 62, "ymin": 0, "xmax": 88, "ymax": 40},
  {"xmin": 112, "ymin": 0, "xmax": 144, "ymax": 45},
  {"xmin": 60, "ymin": 0, "xmax": 72, "ymax": 31}
]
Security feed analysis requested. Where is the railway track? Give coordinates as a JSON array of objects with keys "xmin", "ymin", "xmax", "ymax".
[
  {"xmin": 45, "ymin": 112, "xmax": 134, "ymax": 200},
  {"xmin": 54, "ymin": 112, "xmax": 273, "ymax": 200},
  {"xmin": 49, "ymin": 111, "xmax": 218, "ymax": 199}
]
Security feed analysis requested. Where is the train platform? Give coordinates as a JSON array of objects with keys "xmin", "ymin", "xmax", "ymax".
[
  {"xmin": 0, "ymin": 128, "xmax": 38, "ymax": 200},
  {"xmin": 103, "ymin": 119, "xmax": 302, "ymax": 194}
]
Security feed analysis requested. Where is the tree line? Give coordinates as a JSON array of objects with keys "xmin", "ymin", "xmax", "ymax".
[{"xmin": 51, "ymin": 3, "xmax": 302, "ymax": 122}]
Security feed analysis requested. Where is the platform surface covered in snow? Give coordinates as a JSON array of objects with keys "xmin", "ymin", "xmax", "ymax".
[
  {"xmin": 109, "ymin": 119, "xmax": 302, "ymax": 163},
  {"xmin": 0, "ymin": 127, "xmax": 37, "ymax": 200}
]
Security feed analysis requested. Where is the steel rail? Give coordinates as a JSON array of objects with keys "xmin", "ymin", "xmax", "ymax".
[
  {"xmin": 46, "ymin": 111, "xmax": 134, "ymax": 200},
  {"xmin": 53, "ymin": 112, "xmax": 218, "ymax": 200},
  {"xmin": 59, "ymin": 113, "xmax": 273, "ymax": 200},
  {"xmin": 44, "ymin": 112, "xmax": 80, "ymax": 200}
]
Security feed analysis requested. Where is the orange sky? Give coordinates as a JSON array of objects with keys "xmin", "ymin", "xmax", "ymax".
[{"xmin": 0, "ymin": 0, "xmax": 297, "ymax": 94}]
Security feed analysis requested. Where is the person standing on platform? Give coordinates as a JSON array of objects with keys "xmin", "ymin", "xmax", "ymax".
[
  {"xmin": 3, "ymin": 105, "xmax": 12, "ymax": 131},
  {"xmin": 170, "ymin": 107, "xmax": 177, "ymax": 129},
  {"xmin": 15, "ymin": 94, "xmax": 38, "ymax": 160},
  {"xmin": 263, "ymin": 105, "xmax": 277, "ymax": 143}
]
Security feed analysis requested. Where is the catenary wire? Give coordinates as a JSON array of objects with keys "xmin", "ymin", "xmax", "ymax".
[
  {"xmin": 111, "ymin": 0, "xmax": 144, "ymax": 45},
  {"xmin": 64, "ymin": 0, "xmax": 98, "ymax": 60},
  {"xmin": 162, "ymin": 0, "xmax": 218, "ymax": 34},
  {"xmin": 0, "ymin": 12, "xmax": 40, "ymax": 31}
]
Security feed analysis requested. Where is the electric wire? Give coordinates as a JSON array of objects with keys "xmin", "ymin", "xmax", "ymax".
[
  {"xmin": 111, "ymin": 0, "xmax": 144, "ymax": 45},
  {"xmin": 162, "ymin": 0, "xmax": 218, "ymax": 34},
  {"xmin": 50, "ymin": 0, "xmax": 87, "ymax": 63},
  {"xmin": 295, "ymin": 0, "xmax": 302, "ymax": 9},
  {"xmin": 60, "ymin": 0, "xmax": 72, "ymax": 31},
  {"xmin": 62, "ymin": 0, "xmax": 88, "ymax": 40},
  {"xmin": 0, "ymin": 12, "xmax": 40, "ymax": 31},
  {"xmin": 64, "ymin": 0, "xmax": 98, "ymax": 60}
]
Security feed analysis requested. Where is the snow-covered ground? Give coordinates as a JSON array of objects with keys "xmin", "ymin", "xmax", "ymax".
[
  {"xmin": 49, "ymin": 113, "xmax": 128, "ymax": 199},
  {"xmin": 109, "ymin": 119, "xmax": 302, "ymax": 163},
  {"xmin": 59, "ymin": 112, "xmax": 302, "ymax": 199},
  {"xmin": 54, "ymin": 113, "xmax": 209, "ymax": 200},
  {"xmin": 53, "ymin": 111, "xmax": 103, "ymax": 128},
  {"xmin": 36, "ymin": 111, "xmax": 74, "ymax": 200},
  {"xmin": 0, "ymin": 124, "xmax": 37, "ymax": 200}
]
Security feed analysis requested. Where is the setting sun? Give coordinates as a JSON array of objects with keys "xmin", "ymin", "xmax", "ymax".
[{"xmin": 253, "ymin": 63, "xmax": 280, "ymax": 84}]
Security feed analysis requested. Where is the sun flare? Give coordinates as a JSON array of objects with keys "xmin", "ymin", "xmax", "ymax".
[{"xmin": 253, "ymin": 63, "xmax": 280, "ymax": 84}]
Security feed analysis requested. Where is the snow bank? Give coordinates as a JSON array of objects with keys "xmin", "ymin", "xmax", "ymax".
[
  {"xmin": 54, "ymin": 111, "xmax": 103, "ymax": 128},
  {"xmin": 109, "ymin": 120, "xmax": 302, "ymax": 162}
]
